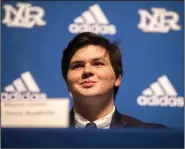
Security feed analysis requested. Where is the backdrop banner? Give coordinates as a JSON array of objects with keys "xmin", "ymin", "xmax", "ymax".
[{"xmin": 1, "ymin": 1, "xmax": 184, "ymax": 128}]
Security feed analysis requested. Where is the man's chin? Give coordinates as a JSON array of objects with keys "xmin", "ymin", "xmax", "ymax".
[
  {"xmin": 79, "ymin": 92, "xmax": 100, "ymax": 97},
  {"xmin": 73, "ymin": 88, "xmax": 105, "ymax": 97}
]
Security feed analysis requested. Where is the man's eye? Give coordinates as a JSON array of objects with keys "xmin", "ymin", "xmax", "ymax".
[
  {"xmin": 93, "ymin": 62, "xmax": 104, "ymax": 66},
  {"xmin": 71, "ymin": 64, "xmax": 84, "ymax": 69}
]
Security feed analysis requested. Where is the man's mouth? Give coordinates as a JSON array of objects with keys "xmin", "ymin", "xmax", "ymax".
[{"xmin": 81, "ymin": 80, "xmax": 96, "ymax": 88}]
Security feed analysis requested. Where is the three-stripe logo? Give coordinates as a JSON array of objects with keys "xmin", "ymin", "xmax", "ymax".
[
  {"xmin": 1, "ymin": 71, "xmax": 47, "ymax": 100},
  {"xmin": 69, "ymin": 4, "xmax": 116, "ymax": 35},
  {"xmin": 137, "ymin": 75, "xmax": 184, "ymax": 107},
  {"xmin": 4, "ymin": 71, "xmax": 40, "ymax": 93}
]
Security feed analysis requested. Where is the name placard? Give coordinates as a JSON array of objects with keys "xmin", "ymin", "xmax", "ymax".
[{"xmin": 1, "ymin": 98, "xmax": 69, "ymax": 128}]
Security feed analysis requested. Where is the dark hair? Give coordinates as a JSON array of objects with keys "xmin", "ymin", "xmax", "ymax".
[{"xmin": 61, "ymin": 32, "xmax": 123, "ymax": 97}]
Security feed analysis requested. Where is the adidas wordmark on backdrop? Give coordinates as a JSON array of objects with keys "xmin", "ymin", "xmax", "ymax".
[
  {"xmin": 69, "ymin": 4, "xmax": 116, "ymax": 35},
  {"xmin": 1, "ymin": 71, "xmax": 47, "ymax": 100},
  {"xmin": 137, "ymin": 75, "xmax": 184, "ymax": 107}
]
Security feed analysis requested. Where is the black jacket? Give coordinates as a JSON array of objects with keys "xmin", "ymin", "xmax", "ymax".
[{"xmin": 70, "ymin": 108, "xmax": 167, "ymax": 128}]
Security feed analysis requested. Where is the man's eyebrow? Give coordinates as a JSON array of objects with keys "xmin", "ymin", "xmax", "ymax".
[
  {"xmin": 70, "ymin": 59, "xmax": 103, "ymax": 64},
  {"xmin": 92, "ymin": 57, "xmax": 106, "ymax": 62},
  {"xmin": 70, "ymin": 60, "xmax": 84, "ymax": 65},
  {"xmin": 70, "ymin": 53, "xmax": 108, "ymax": 65}
]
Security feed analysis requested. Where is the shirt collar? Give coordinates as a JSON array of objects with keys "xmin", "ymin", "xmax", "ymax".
[{"xmin": 74, "ymin": 106, "xmax": 115, "ymax": 129}]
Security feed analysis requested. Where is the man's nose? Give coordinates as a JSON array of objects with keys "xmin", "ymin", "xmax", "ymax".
[{"xmin": 82, "ymin": 64, "xmax": 94, "ymax": 78}]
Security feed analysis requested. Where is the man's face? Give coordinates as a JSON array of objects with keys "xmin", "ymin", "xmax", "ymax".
[{"xmin": 67, "ymin": 45, "xmax": 121, "ymax": 102}]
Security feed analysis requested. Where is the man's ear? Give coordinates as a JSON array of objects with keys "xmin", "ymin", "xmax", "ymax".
[{"xmin": 115, "ymin": 74, "xmax": 122, "ymax": 87}]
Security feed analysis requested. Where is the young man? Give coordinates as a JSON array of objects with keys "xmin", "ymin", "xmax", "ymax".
[{"xmin": 61, "ymin": 32, "xmax": 166, "ymax": 129}]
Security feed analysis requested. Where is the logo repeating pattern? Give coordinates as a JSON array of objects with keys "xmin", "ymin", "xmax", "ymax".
[
  {"xmin": 1, "ymin": 2, "xmax": 183, "ymax": 128},
  {"xmin": 68, "ymin": 4, "xmax": 116, "ymax": 35},
  {"xmin": 2, "ymin": 3, "xmax": 46, "ymax": 28},
  {"xmin": 1, "ymin": 71, "xmax": 47, "ymax": 100},
  {"xmin": 138, "ymin": 8, "xmax": 181, "ymax": 33},
  {"xmin": 137, "ymin": 75, "xmax": 184, "ymax": 107}
]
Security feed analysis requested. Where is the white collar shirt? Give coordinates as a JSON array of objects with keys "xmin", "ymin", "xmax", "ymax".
[{"xmin": 74, "ymin": 106, "xmax": 115, "ymax": 129}]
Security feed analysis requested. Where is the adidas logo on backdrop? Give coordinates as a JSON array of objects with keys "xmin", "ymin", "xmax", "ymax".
[
  {"xmin": 137, "ymin": 75, "xmax": 184, "ymax": 107},
  {"xmin": 69, "ymin": 4, "xmax": 116, "ymax": 35},
  {"xmin": 1, "ymin": 71, "xmax": 47, "ymax": 100}
]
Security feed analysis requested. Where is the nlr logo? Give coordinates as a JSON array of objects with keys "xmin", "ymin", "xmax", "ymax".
[
  {"xmin": 138, "ymin": 8, "xmax": 181, "ymax": 33},
  {"xmin": 2, "ymin": 3, "xmax": 46, "ymax": 28}
]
